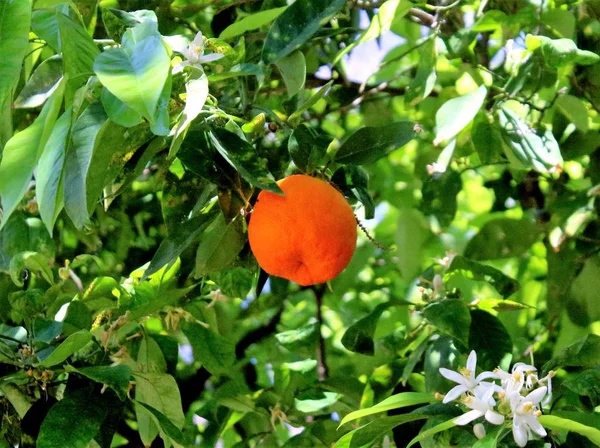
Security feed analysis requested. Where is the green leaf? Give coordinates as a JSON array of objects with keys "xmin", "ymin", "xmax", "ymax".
[
  {"xmin": 100, "ymin": 87, "xmax": 143, "ymax": 127},
  {"xmin": 464, "ymin": 218, "xmax": 541, "ymax": 260},
  {"xmin": 554, "ymin": 94, "xmax": 589, "ymax": 132},
  {"xmin": 62, "ymin": 103, "xmax": 107, "ymax": 229},
  {"xmin": 207, "ymin": 63, "xmax": 264, "ymax": 83},
  {"xmin": 395, "ymin": 208, "xmax": 431, "ymax": 279},
  {"xmin": 471, "ymin": 117, "xmax": 505, "ymax": 164},
  {"xmin": 499, "ymin": 106, "xmax": 563, "ymax": 172},
  {"xmin": 133, "ymin": 372, "xmax": 184, "ymax": 447},
  {"xmin": 145, "ymin": 206, "xmax": 219, "ymax": 278},
  {"xmin": 405, "ymin": 39, "xmax": 437, "ymax": 106},
  {"xmin": 101, "ymin": 8, "xmax": 158, "ymax": 43},
  {"xmin": 93, "ymin": 21, "xmax": 170, "ymax": 128},
  {"xmin": 38, "ymin": 329, "xmax": 92, "ymax": 367},
  {"xmin": 538, "ymin": 415, "xmax": 600, "ymax": 446},
  {"xmin": 288, "ymin": 80, "xmax": 334, "ymax": 122},
  {"xmin": 407, "ymin": 417, "xmax": 457, "ymax": 448},
  {"xmin": 36, "ymin": 107, "xmax": 71, "ymax": 234},
  {"xmin": 423, "ymin": 300, "xmax": 471, "ymax": 347},
  {"xmin": 62, "ymin": 301, "xmax": 91, "ymax": 332},
  {"xmin": 526, "ymin": 35, "xmax": 600, "ymax": 67},
  {"xmin": 341, "ymin": 302, "xmax": 391, "ymax": 355},
  {"xmin": 169, "ymin": 71, "xmax": 209, "ymax": 158},
  {"xmin": 67, "ymin": 365, "xmax": 132, "ymax": 401},
  {"xmin": 37, "ymin": 388, "xmax": 109, "ymax": 448},
  {"xmin": 209, "ymin": 129, "xmax": 282, "ymax": 194},
  {"xmin": 9, "ymin": 251, "xmax": 54, "ymax": 286},
  {"xmin": 472, "ymin": 428, "xmax": 502, "ymax": 448},
  {"xmin": 84, "ymin": 121, "xmax": 152, "ymax": 213},
  {"xmin": 295, "ymin": 391, "xmax": 341, "ymax": 413},
  {"xmin": 0, "ymin": 0, "xmax": 33, "ymax": 149},
  {"xmin": 276, "ymin": 319, "xmax": 319, "ymax": 351},
  {"xmin": 137, "ymin": 335, "xmax": 167, "ymax": 373},
  {"xmin": 335, "ymin": 122, "xmax": 416, "ymax": 165},
  {"xmin": 182, "ymin": 322, "xmax": 235, "ymax": 375},
  {"xmin": 195, "ymin": 214, "xmax": 246, "ymax": 277},
  {"xmin": 331, "ymin": 165, "xmax": 375, "ymax": 219},
  {"xmin": 420, "ymin": 169, "xmax": 462, "ymax": 228},
  {"xmin": 562, "ymin": 369, "xmax": 600, "ymax": 407},
  {"xmin": 541, "ymin": 9, "xmax": 576, "ymax": 39},
  {"xmin": 220, "ymin": 6, "xmax": 287, "ymax": 40},
  {"xmin": 334, "ymin": 414, "xmax": 429, "ymax": 448},
  {"xmin": 339, "ymin": 392, "xmax": 436, "ymax": 427},
  {"xmin": 134, "ymin": 401, "xmax": 187, "ymax": 447},
  {"xmin": 446, "ymin": 256, "xmax": 520, "ymax": 298},
  {"xmin": 0, "ymin": 383, "xmax": 31, "ymax": 418},
  {"xmin": 0, "ymin": 84, "xmax": 64, "ymax": 229},
  {"xmin": 276, "ymin": 50, "xmax": 306, "ymax": 98},
  {"xmin": 543, "ymin": 334, "xmax": 600, "ymax": 374},
  {"xmin": 468, "ymin": 309, "xmax": 512, "ymax": 371},
  {"xmin": 551, "ymin": 411, "xmax": 600, "ymax": 431},
  {"xmin": 424, "ymin": 336, "xmax": 460, "ymax": 394},
  {"xmin": 288, "ymin": 124, "xmax": 329, "ymax": 172},
  {"xmin": 57, "ymin": 11, "xmax": 100, "ymax": 102},
  {"xmin": 434, "ymin": 85, "xmax": 487, "ymax": 146},
  {"xmin": 262, "ymin": 0, "xmax": 346, "ymax": 64},
  {"xmin": 126, "ymin": 285, "xmax": 195, "ymax": 322},
  {"xmin": 333, "ymin": 0, "xmax": 411, "ymax": 64},
  {"xmin": 15, "ymin": 55, "xmax": 63, "ymax": 109}
]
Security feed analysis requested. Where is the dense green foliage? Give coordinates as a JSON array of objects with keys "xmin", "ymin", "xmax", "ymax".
[{"xmin": 0, "ymin": 0, "xmax": 600, "ymax": 447}]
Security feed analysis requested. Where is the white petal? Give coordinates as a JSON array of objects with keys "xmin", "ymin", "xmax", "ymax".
[
  {"xmin": 440, "ymin": 368, "xmax": 465, "ymax": 384},
  {"xmin": 542, "ymin": 376, "xmax": 552, "ymax": 407},
  {"xmin": 192, "ymin": 31, "xmax": 204, "ymax": 46},
  {"xmin": 508, "ymin": 391, "xmax": 523, "ymax": 412},
  {"xmin": 525, "ymin": 386, "xmax": 547, "ymax": 405},
  {"xmin": 467, "ymin": 350, "xmax": 477, "ymax": 373},
  {"xmin": 443, "ymin": 385, "xmax": 468, "ymax": 403},
  {"xmin": 485, "ymin": 410, "xmax": 505, "ymax": 425},
  {"xmin": 476, "ymin": 371, "xmax": 500, "ymax": 382},
  {"xmin": 198, "ymin": 53, "xmax": 225, "ymax": 63},
  {"xmin": 454, "ymin": 409, "xmax": 484, "ymax": 426},
  {"xmin": 512, "ymin": 422, "xmax": 529, "ymax": 448},
  {"xmin": 513, "ymin": 362, "xmax": 537, "ymax": 373},
  {"xmin": 172, "ymin": 61, "xmax": 190, "ymax": 75},
  {"xmin": 524, "ymin": 414, "xmax": 547, "ymax": 437}
]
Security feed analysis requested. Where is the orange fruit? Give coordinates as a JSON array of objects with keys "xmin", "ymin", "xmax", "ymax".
[{"xmin": 248, "ymin": 174, "xmax": 357, "ymax": 286}]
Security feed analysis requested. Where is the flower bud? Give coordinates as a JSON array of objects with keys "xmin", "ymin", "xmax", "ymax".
[{"xmin": 473, "ymin": 423, "xmax": 486, "ymax": 439}]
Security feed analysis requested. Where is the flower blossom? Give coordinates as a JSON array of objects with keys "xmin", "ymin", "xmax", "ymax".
[
  {"xmin": 439, "ymin": 351, "xmax": 553, "ymax": 447},
  {"xmin": 510, "ymin": 387, "xmax": 548, "ymax": 447},
  {"xmin": 173, "ymin": 32, "xmax": 224, "ymax": 74},
  {"xmin": 439, "ymin": 350, "xmax": 499, "ymax": 403}
]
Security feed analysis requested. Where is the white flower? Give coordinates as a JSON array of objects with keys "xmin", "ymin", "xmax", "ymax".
[
  {"xmin": 439, "ymin": 351, "xmax": 499, "ymax": 403},
  {"xmin": 173, "ymin": 32, "xmax": 224, "ymax": 74},
  {"xmin": 510, "ymin": 386, "xmax": 548, "ymax": 447},
  {"xmin": 453, "ymin": 384, "xmax": 505, "ymax": 426}
]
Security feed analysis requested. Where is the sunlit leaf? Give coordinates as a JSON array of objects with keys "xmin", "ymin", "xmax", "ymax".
[{"xmin": 262, "ymin": 0, "xmax": 346, "ymax": 64}]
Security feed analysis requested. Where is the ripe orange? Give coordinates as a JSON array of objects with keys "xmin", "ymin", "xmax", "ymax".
[{"xmin": 248, "ymin": 174, "xmax": 357, "ymax": 286}]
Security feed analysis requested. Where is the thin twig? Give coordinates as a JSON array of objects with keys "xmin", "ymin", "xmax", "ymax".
[{"xmin": 408, "ymin": 8, "xmax": 438, "ymax": 27}]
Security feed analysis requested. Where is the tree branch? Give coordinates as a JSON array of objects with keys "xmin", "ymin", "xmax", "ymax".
[{"xmin": 313, "ymin": 285, "xmax": 329, "ymax": 381}]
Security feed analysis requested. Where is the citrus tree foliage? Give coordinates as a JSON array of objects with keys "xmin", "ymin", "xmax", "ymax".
[{"xmin": 1, "ymin": 0, "xmax": 600, "ymax": 447}]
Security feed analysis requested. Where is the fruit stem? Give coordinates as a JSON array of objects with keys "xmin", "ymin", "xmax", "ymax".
[{"xmin": 356, "ymin": 216, "xmax": 391, "ymax": 251}]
